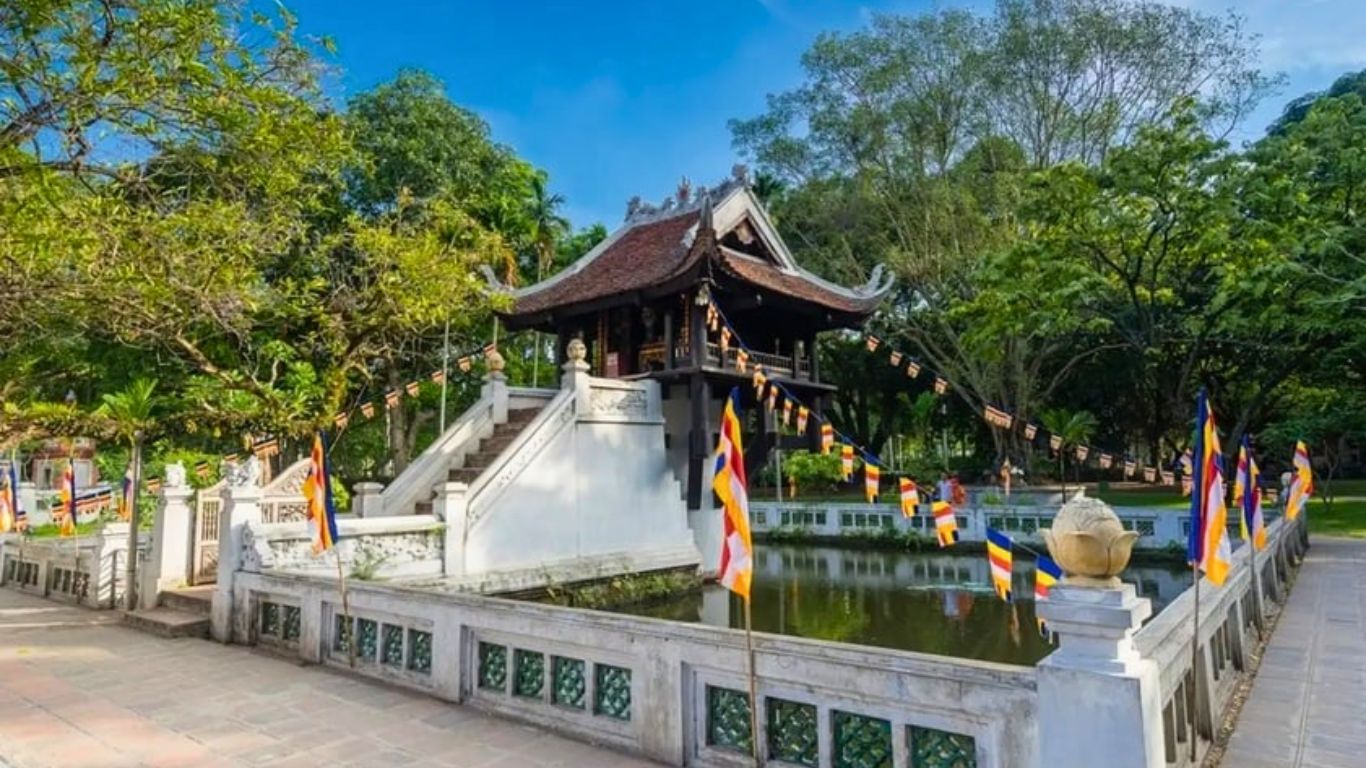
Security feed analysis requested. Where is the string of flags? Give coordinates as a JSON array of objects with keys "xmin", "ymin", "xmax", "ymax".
[{"xmin": 328, "ymin": 342, "xmax": 497, "ymax": 431}]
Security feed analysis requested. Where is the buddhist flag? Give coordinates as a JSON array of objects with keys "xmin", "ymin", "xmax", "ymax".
[
  {"xmin": 752, "ymin": 366, "xmax": 766, "ymax": 396},
  {"xmin": 1034, "ymin": 556, "xmax": 1063, "ymax": 638},
  {"xmin": 864, "ymin": 463, "xmax": 880, "ymax": 503},
  {"xmin": 1187, "ymin": 389, "xmax": 1231, "ymax": 586},
  {"xmin": 254, "ymin": 438, "xmax": 279, "ymax": 459},
  {"xmin": 797, "ymin": 406, "xmax": 809, "ymax": 436},
  {"xmin": 766, "ymin": 383, "xmax": 778, "ymax": 412},
  {"xmin": 735, "ymin": 349, "xmax": 749, "ymax": 373},
  {"xmin": 713, "ymin": 389, "xmax": 753, "ymax": 600},
  {"xmin": 361, "ymin": 402, "xmax": 376, "ymax": 419},
  {"xmin": 405, "ymin": 380, "xmax": 421, "ymax": 397},
  {"xmin": 430, "ymin": 369, "xmax": 446, "ymax": 384},
  {"xmin": 782, "ymin": 399, "xmax": 793, "ymax": 428},
  {"xmin": 334, "ymin": 412, "xmax": 350, "ymax": 430},
  {"xmin": 481, "ymin": 342, "xmax": 497, "ymax": 358},
  {"xmin": 906, "ymin": 361, "xmax": 921, "ymax": 379},
  {"xmin": 889, "ymin": 351, "xmax": 902, "ymax": 367},
  {"xmin": 841, "ymin": 444, "xmax": 855, "ymax": 481},
  {"xmin": 933, "ymin": 501, "xmax": 959, "ymax": 548},
  {"xmin": 1098, "ymin": 453, "xmax": 1113, "ymax": 470},
  {"xmin": 57, "ymin": 457, "xmax": 76, "ymax": 537},
  {"xmin": 820, "ymin": 423, "xmax": 834, "ymax": 454},
  {"xmin": 1286, "ymin": 441, "xmax": 1313, "ymax": 520},
  {"xmin": 933, "ymin": 376, "xmax": 949, "ymax": 395},
  {"xmin": 195, "ymin": 461, "xmax": 210, "ymax": 478},
  {"xmin": 1234, "ymin": 436, "xmax": 1267, "ymax": 551},
  {"xmin": 986, "ymin": 528, "xmax": 1013, "ymax": 602},
  {"xmin": 1124, "ymin": 459, "xmax": 1137, "ymax": 478},
  {"xmin": 304, "ymin": 432, "xmax": 340, "ymax": 555},
  {"xmin": 1049, "ymin": 434, "xmax": 1063, "ymax": 452},
  {"xmin": 385, "ymin": 390, "xmax": 401, "ymax": 410},
  {"xmin": 145, "ymin": 478, "xmax": 161, "ymax": 495},
  {"xmin": 1144, "ymin": 466, "xmax": 1157, "ymax": 483},
  {"xmin": 1074, "ymin": 445, "xmax": 1089, "ymax": 462},
  {"xmin": 984, "ymin": 405, "xmax": 1014, "ymax": 429},
  {"xmin": 720, "ymin": 327, "xmax": 731, "ymax": 359},
  {"xmin": 866, "ymin": 335, "xmax": 880, "ymax": 353},
  {"xmin": 118, "ymin": 465, "xmax": 135, "ymax": 522},
  {"xmin": 0, "ymin": 464, "xmax": 15, "ymax": 534},
  {"xmin": 1023, "ymin": 423, "xmax": 1038, "ymax": 441},
  {"xmin": 458, "ymin": 356, "xmax": 473, "ymax": 373},
  {"xmin": 1180, "ymin": 449, "xmax": 1194, "ymax": 497},
  {"xmin": 1160, "ymin": 470, "xmax": 1175, "ymax": 486},
  {"xmin": 899, "ymin": 477, "xmax": 919, "ymax": 517}
]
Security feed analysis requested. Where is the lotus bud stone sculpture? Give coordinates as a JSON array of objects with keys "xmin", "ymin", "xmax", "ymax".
[
  {"xmin": 1041, "ymin": 493, "xmax": 1140, "ymax": 587},
  {"xmin": 486, "ymin": 347, "xmax": 506, "ymax": 373}
]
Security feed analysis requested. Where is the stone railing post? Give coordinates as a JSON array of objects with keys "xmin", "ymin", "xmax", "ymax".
[
  {"xmin": 483, "ymin": 348, "xmax": 509, "ymax": 424},
  {"xmin": 1037, "ymin": 494, "xmax": 1162, "ymax": 768},
  {"xmin": 1037, "ymin": 585, "xmax": 1164, "ymax": 768},
  {"xmin": 141, "ymin": 484, "xmax": 195, "ymax": 609},
  {"xmin": 211, "ymin": 480, "xmax": 262, "ymax": 643},
  {"xmin": 436, "ymin": 481, "xmax": 470, "ymax": 578},
  {"xmin": 562, "ymin": 337, "xmax": 591, "ymax": 414},
  {"xmin": 351, "ymin": 482, "xmax": 385, "ymax": 518}
]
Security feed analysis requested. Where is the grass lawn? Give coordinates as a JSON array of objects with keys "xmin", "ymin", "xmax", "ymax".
[{"xmin": 1307, "ymin": 497, "xmax": 1366, "ymax": 539}]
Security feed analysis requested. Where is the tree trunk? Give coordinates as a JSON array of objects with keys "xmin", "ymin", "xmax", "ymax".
[{"xmin": 386, "ymin": 367, "xmax": 412, "ymax": 475}]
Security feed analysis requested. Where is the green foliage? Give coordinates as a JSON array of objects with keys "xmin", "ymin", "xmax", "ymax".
[
  {"xmin": 783, "ymin": 450, "xmax": 847, "ymax": 495},
  {"xmin": 542, "ymin": 570, "xmax": 702, "ymax": 610}
]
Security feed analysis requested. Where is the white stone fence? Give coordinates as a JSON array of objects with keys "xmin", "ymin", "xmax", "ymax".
[
  {"xmin": 225, "ymin": 567, "xmax": 1037, "ymax": 768},
  {"xmin": 0, "ymin": 522, "xmax": 148, "ymax": 608},
  {"xmin": 751, "ymin": 499, "xmax": 1261, "ymax": 552}
]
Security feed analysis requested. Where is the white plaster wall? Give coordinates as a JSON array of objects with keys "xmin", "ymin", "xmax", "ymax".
[{"xmin": 464, "ymin": 416, "xmax": 698, "ymax": 577}]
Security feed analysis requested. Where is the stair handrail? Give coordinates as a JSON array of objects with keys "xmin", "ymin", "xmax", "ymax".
[
  {"xmin": 379, "ymin": 393, "xmax": 495, "ymax": 517},
  {"xmin": 465, "ymin": 386, "xmax": 577, "ymax": 528}
]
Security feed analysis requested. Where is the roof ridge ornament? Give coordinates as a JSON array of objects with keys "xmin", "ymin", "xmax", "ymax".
[{"xmin": 622, "ymin": 172, "xmax": 746, "ymax": 225}]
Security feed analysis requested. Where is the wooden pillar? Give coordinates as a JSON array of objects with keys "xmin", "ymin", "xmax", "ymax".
[
  {"xmin": 808, "ymin": 334, "xmax": 820, "ymax": 383},
  {"xmin": 663, "ymin": 310, "xmax": 674, "ymax": 370},
  {"xmin": 686, "ymin": 292, "xmax": 710, "ymax": 510}
]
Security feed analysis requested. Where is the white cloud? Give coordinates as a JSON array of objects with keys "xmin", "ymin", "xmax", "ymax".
[{"xmin": 1171, "ymin": 0, "xmax": 1366, "ymax": 72}]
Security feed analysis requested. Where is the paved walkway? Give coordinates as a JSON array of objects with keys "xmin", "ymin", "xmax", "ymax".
[
  {"xmin": 0, "ymin": 589, "xmax": 659, "ymax": 768},
  {"xmin": 1223, "ymin": 536, "xmax": 1366, "ymax": 768}
]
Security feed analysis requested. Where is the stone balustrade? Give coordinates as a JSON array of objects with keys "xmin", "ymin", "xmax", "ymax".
[{"xmin": 0, "ymin": 522, "xmax": 148, "ymax": 609}]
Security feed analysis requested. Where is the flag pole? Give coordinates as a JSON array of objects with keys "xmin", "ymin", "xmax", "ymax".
[
  {"xmin": 439, "ymin": 315, "xmax": 451, "ymax": 434},
  {"xmin": 335, "ymin": 547, "xmax": 355, "ymax": 669},
  {"xmin": 743, "ymin": 595, "xmax": 760, "ymax": 767},
  {"xmin": 1189, "ymin": 562, "xmax": 1200, "ymax": 762}
]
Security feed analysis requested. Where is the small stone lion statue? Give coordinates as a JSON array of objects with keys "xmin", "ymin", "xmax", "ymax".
[{"xmin": 164, "ymin": 462, "xmax": 187, "ymax": 489}]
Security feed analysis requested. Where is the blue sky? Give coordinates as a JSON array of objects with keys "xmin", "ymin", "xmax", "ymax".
[{"xmin": 277, "ymin": 0, "xmax": 1366, "ymax": 229}]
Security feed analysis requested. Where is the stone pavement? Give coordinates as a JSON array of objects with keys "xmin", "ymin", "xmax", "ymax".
[
  {"xmin": 1222, "ymin": 536, "xmax": 1366, "ymax": 768},
  {"xmin": 0, "ymin": 589, "xmax": 660, "ymax": 768}
]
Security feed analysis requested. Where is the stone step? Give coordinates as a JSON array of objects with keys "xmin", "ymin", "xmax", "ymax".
[
  {"xmin": 159, "ymin": 587, "xmax": 213, "ymax": 616},
  {"xmin": 448, "ymin": 468, "xmax": 482, "ymax": 484},
  {"xmin": 415, "ymin": 500, "xmax": 433, "ymax": 516},
  {"xmin": 122, "ymin": 608, "xmax": 210, "ymax": 639}
]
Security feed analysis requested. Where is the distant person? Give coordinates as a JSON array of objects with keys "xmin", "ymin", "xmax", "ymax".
[
  {"xmin": 950, "ymin": 473, "xmax": 967, "ymax": 507},
  {"xmin": 937, "ymin": 472, "xmax": 953, "ymax": 505},
  {"xmin": 999, "ymin": 458, "xmax": 1014, "ymax": 501}
]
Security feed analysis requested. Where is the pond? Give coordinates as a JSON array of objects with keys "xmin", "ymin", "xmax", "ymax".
[{"xmin": 620, "ymin": 544, "xmax": 1192, "ymax": 666}]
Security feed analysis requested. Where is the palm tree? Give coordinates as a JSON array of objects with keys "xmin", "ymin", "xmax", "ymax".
[
  {"xmin": 97, "ymin": 378, "xmax": 160, "ymax": 610},
  {"xmin": 1038, "ymin": 407, "xmax": 1097, "ymax": 499},
  {"xmin": 524, "ymin": 174, "xmax": 568, "ymax": 386}
]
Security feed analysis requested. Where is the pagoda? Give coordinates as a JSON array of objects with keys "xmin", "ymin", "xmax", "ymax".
[{"xmin": 495, "ymin": 169, "xmax": 892, "ymax": 517}]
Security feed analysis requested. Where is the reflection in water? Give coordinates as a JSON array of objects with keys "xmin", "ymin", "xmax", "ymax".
[{"xmin": 625, "ymin": 544, "xmax": 1191, "ymax": 666}]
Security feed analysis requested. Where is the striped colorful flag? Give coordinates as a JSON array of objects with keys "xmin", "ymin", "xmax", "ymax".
[
  {"xmin": 820, "ymin": 423, "xmax": 833, "ymax": 454},
  {"xmin": 1034, "ymin": 556, "xmax": 1063, "ymax": 638},
  {"xmin": 458, "ymin": 356, "xmax": 473, "ymax": 373},
  {"xmin": 986, "ymin": 528, "xmax": 1013, "ymax": 602},
  {"xmin": 195, "ymin": 461, "xmax": 210, "ymax": 478},
  {"xmin": 865, "ymin": 335, "xmax": 880, "ymax": 353},
  {"xmin": 361, "ymin": 402, "xmax": 376, "ymax": 419},
  {"xmin": 752, "ymin": 366, "xmax": 766, "ymax": 397},
  {"xmin": 1160, "ymin": 470, "xmax": 1175, "ymax": 486},
  {"xmin": 1049, "ymin": 434, "xmax": 1063, "ymax": 452},
  {"xmin": 1234, "ymin": 436, "xmax": 1267, "ymax": 551},
  {"xmin": 864, "ymin": 464, "xmax": 880, "ymax": 503},
  {"xmin": 782, "ymin": 399, "xmax": 793, "ymax": 429},
  {"xmin": 1124, "ymin": 459, "xmax": 1137, "ymax": 478},
  {"xmin": 1286, "ymin": 441, "xmax": 1313, "ymax": 520},
  {"xmin": 797, "ymin": 406, "xmax": 809, "ymax": 436},
  {"xmin": 1143, "ymin": 466, "xmax": 1157, "ymax": 483},
  {"xmin": 932, "ymin": 501, "xmax": 959, "ymax": 548},
  {"xmin": 840, "ymin": 445, "xmax": 854, "ymax": 481},
  {"xmin": 7, "ymin": 461, "xmax": 24, "ymax": 532},
  {"xmin": 735, "ymin": 349, "xmax": 749, "ymax": 373},
  {"xmin": 0, "ymin": 464, "xmax": 14, "ymax": 534},
  {"xmin": 481, "ymin": 343, "xmax": 497, "ymax": 358},
  {"xmin": 720, "ymin": 327, "xmax": 731, "ymax": 359},
  {"xmin": 384, "ymin": 390, "xmax": 401, "ymax": 410},
  {"xmin": 334, "ymin": 412, "xmax": 350, "ymax": 430},
  {"xmin": 430, "ymin": 369, "xmax": 446, "ymax": 384},
  {"xmin": 933, "ymin": 376, "xmax": 949, "ymax": 395},
  {"xmin": 118, "ymin": 465, "xmax": 135, "ymax": 522},
  {"xmin": 713, "ymin": 389, "xmax": 753, "ymax": 600},
  {"xmin": 254, "ymin": 438, "xmax": 279, "ymax": 459},
  {"xmin": 1179, "ymin": 448, "xmax": 1194, "ymax": 496},
  {"xmin": 906, "ymin": 361, "xmax": 921, "ymax": 379},
  {"xmin": 145, "ymin": 478, "xmax": 161, "ymax": 495},
  {"xmin": 1098, "ymin": 453, "xmax": 1113, "ymax": 470},
  {"xmin": 889, "ymin": 351, "xmax": 902, "ymax": 367},
  {"xmin": 898, "ymin": 477, "xmax": 919, "ymax": 517},
  {"xmin": 57, "ymin": 458, "xmax": 77, "ymax": 537},
  {"xmin": 766, "ymin": 383, "xmax": 778, "ymax": 412},
  {"xmin": 405, "ymin": 381, "xmax": 421, "ymax": 397},
  {"xmin": 304, "ymin": 433, "xmax": 340, "ymax": 555},
  {"xmin": 1074, "ymin": 445, "xmax": 1089, "ymax": 462},
  {"xmin": 1187, "ymin": 389, "xmax": 1231, "ymax": 586},
  {"xmin": 984, "ymin": 406, "xmax": 1014, "ymax": 429},
  {"xmin": 1023, "ymin": 423, "xmax": 1037, "ymax": 441}
]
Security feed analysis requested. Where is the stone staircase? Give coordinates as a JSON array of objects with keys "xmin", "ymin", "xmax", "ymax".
[
  {"xmin": 413, "ymin": 406, "xmax": 542, "ymax": 515},
  {"xmin": 122, "ymin": 586, "xmax": 212, "ymax": 639}
]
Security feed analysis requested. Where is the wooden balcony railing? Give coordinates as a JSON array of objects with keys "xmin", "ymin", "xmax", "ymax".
[{"xmin": 637, "ymin": 341, "xmax": 813, "ymax": 380}]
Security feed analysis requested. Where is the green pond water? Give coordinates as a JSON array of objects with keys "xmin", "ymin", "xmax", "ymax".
[{"xmin": 621, "ymin": 544, "xmax": 1191, "ymax": 666}]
